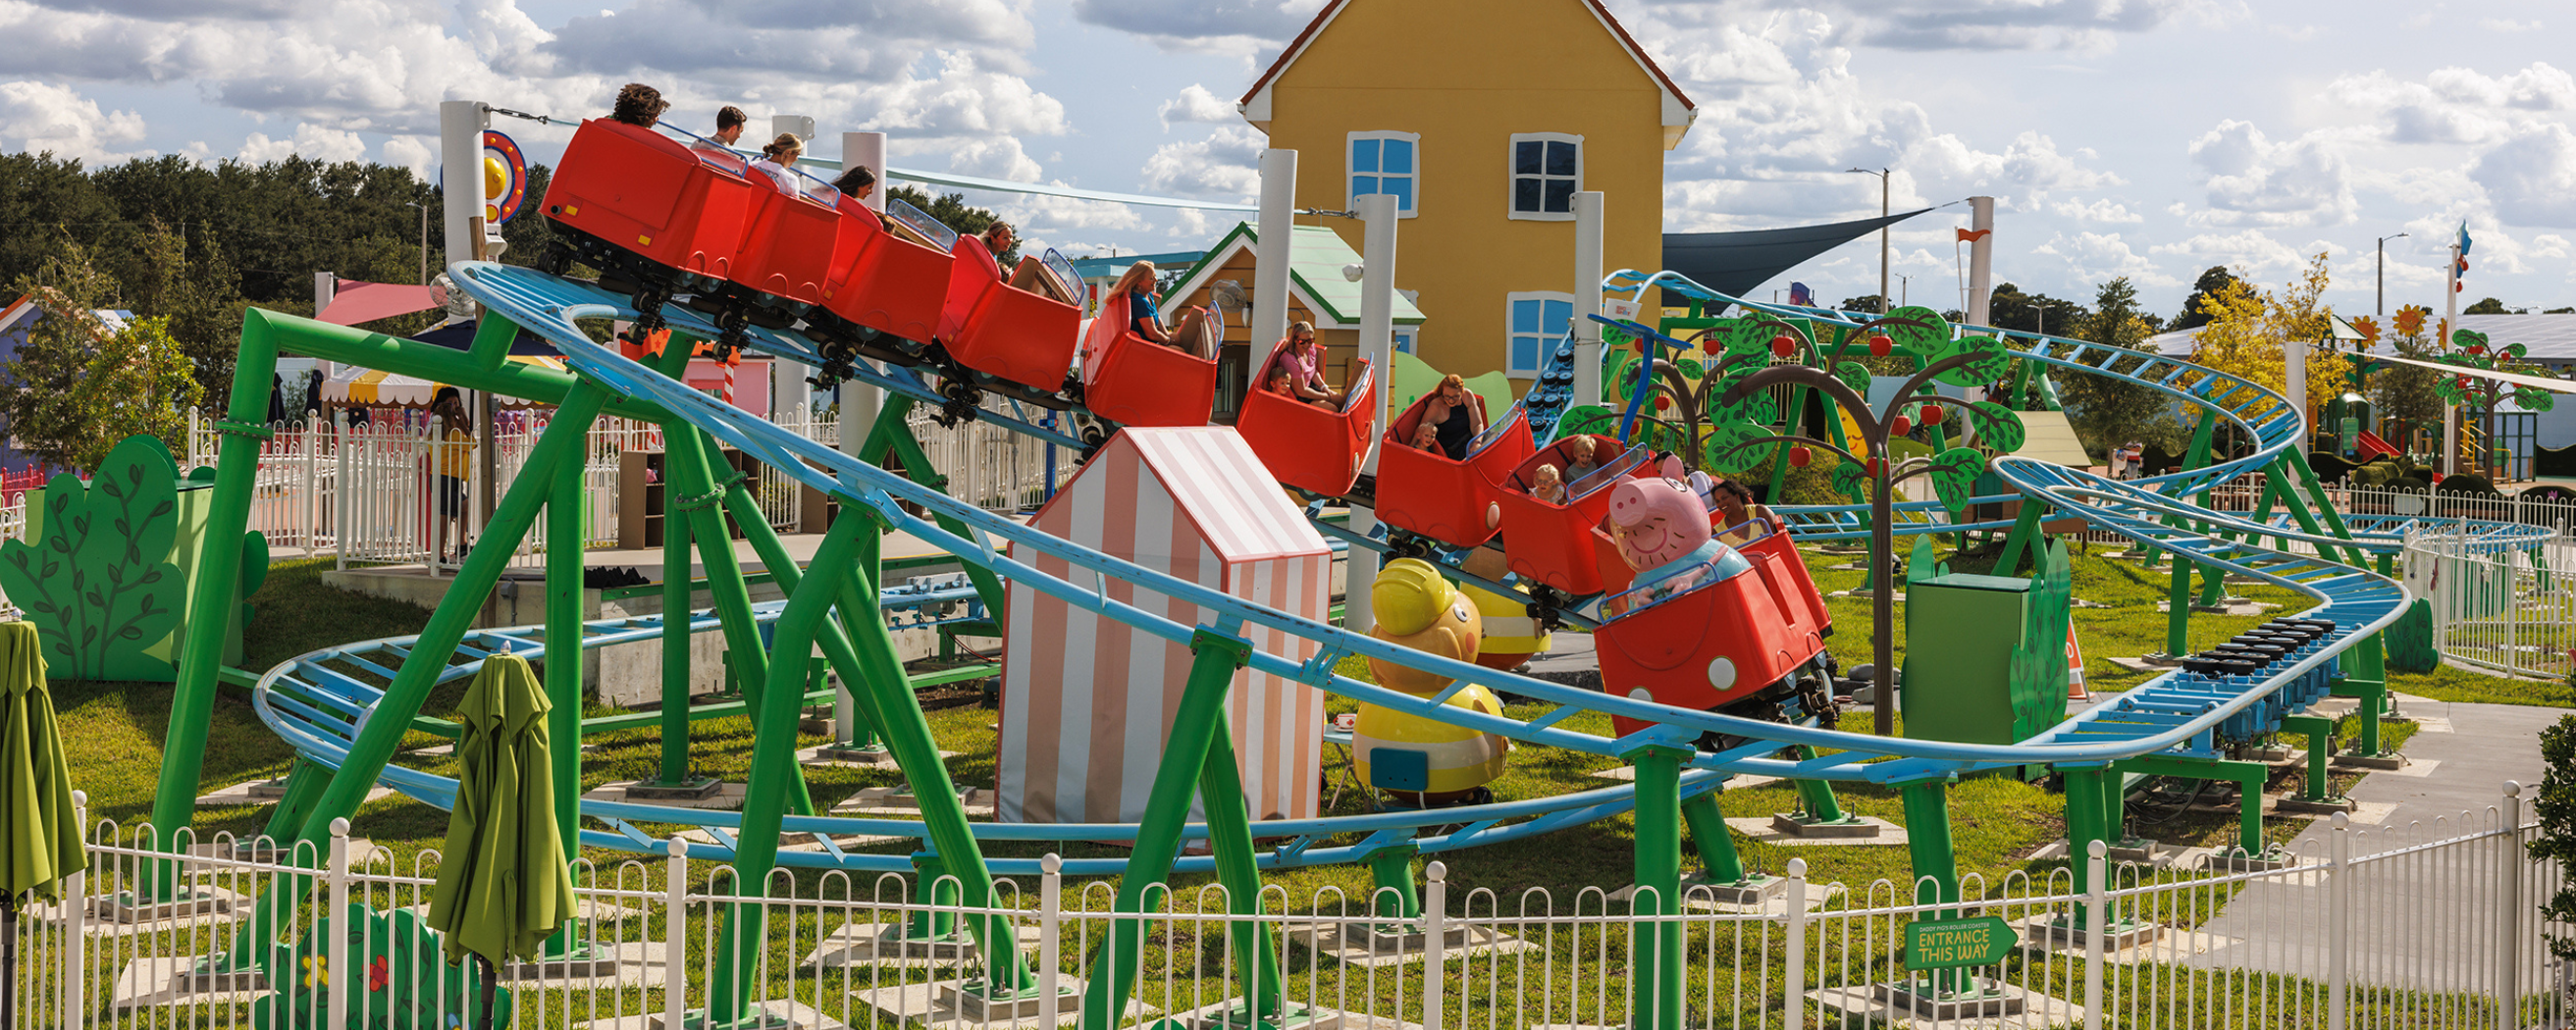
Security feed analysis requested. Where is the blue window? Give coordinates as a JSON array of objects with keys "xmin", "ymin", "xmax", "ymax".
[
  {"xmin": 1507, "ymin": 292, "xmax": 1573, "ymax": 377},
  {"xmin": 1349, "ymin": 131, "xmax": 1419, "ymax": 216},
  {"xmin": 1508, "ymin": 133, "xmax": 1583, "ymax": 221},
  {"xmin": 1392, "ymin": 330, "xmax": 1416, "ymax": 355}
]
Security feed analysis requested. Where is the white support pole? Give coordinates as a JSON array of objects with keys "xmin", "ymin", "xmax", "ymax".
[
  {"xmin": 1253, "ymin": 150, "xmax": 1297, "ymax": 349},
  {"xmin": 831, "ymin": 374, "xmax": 875, "ymax": 745},
  {"xmin": 664, "ymin": 839, "xmax": 690, "ymax": 1029},
  {"xmin": 2445, "ymin": 243, "xmax": 2461, "ymax": 476},
  {"xmin": 1038, "ymin": 853, "xmax": 1065, "ymax": 1028},
  {"xmin": 2083, "ymin": 840, "xmax": 2107, "ymax": 1029},
  {"xmin": 1572, "ymin": 191, "xmax": 1605, "ymax": 406},
  {"xmin": 2497, "ymin": 782, "xmax": 2524, "ymax": 1030},
  {"xmin": 325, "ymin": 818, "xmax": 352, "ymax": 1030},
  {"xmin": 1347, "ymin": 192, "xmax": 1399, "ymax": 632},
  {"xmin": 438, "ymin": 101, "xmax": 488, "ymax": 277},
  {"xmin": 844, "ymin": 131, "xmax": 888, "ymax": 215},
  {"xmin": 2329, "ymin": 812, "xmax": 2349, "ymax": 1030},
  {"xmin": 1965, "ymin": 196, "xmax": 1996, "ymax": 329},
  {"xmin": 771, "ymin": 113, "xmax": 816, "ymax": 147},
  {"xmin": 2287, "ymin": 329, "xmax": 2308, "ymax": 444}
]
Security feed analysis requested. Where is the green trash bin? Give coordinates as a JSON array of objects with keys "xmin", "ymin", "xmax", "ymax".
[{"xmin": 1900, "ymin": 572, "xmax": 2067, "ymax": 746}]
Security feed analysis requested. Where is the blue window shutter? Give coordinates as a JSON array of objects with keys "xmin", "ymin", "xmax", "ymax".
[
  {"xmin": 1352, "ymin": 138, "xmax": 1380, "ymax": 174},
  {"xmin": 1512, "ymin": 335, "xmax": 1538, "ymax": 372},
  {"xmin": 1384, "ymin": 138, "xmax": 1413, "ymax": 175},
  {"xmin": 1545, "ymin": 299, "xmax": 1573, "ymax": 335},
  {"xmin": 1511, "ymin": 298, "xmax": 1540, "ymax": 335}
]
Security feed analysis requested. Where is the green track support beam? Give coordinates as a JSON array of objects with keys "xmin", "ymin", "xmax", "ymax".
[
  {"xmin": 257, "ymin": 758, "xmax": 331, "ymax": 845},
  {"xmin": 2280, "ymin": 714, "xmax": 2340, "ymax": 803},
  {"xmin": 2333, "ymin": 635, "xmax": 2391, "ymax": 756},
  {"xmin": 709, "ymin": 511, "xmax": 868, "ymax": 1025},
  {"xmin": 1679, "ymin": 791, "xmax": 1755, "ymax": 886},
  {"xmin": 852, "ymin": 398, "xmax": 1007, "ymax": 617},
  {"xmin": 654, "ymin": 504, "xmax": 697, "ymax": 788},
  {"xmin": 2116, "ymin": 754, "xmax": 2270, "ymax": 856},
  {"xmin": 715, "ymin": 463, "xmax": 891, "ymax": 754},
  {"xmin": 1789, "ymin": 746, "xmax": 1849, "ymax": 824},
  {"xmin": 1897, "ymin": 776, "xmax": 1963, "ymax": 992},
  {"xmin": 547, "ymin": 437, "xmax": 587, "ymax": 862},
  {"xmin": 1627, "ymin": 744, "xmax": 1690, "ymax": 1030},
  {"xmin": 2165, "ymin": 546, "xmax": 2195, "ymax": 658},
  {"xmin": 2060, "ymin": 766, "xmax": 2112, "ymax": 904},
  {"xmin": 1992, "ymin": 499, "xmax": 2048, "ymax": 580},
  {"xmin": 1079, "ymin": 628, "xmax": 1274, "ymax": 1030},
  {"xmin": 146, "ymin": 309, "xmax": 281, "ymax": 899},
  {"xmin": 1197, "ymin": 711, "xmax": 1288, "ymax": 1018},
  {"xmin": 1368, "ymin": 845, "xmax": 1422, "ymax": 924},
  {"xmin": 829, "ymin": 529, "xmax": 1033, "ymax": 995}
]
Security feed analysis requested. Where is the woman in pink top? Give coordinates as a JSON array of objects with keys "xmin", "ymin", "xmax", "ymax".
[{"xmin": 1270, "ymin": 320, "xmax": 1340, "ymax": 406}]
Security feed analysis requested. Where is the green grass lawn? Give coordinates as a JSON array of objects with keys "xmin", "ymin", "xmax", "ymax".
[{"xmin": 50, "ymin": 544, "xmax": 2561, "ymax": 901}]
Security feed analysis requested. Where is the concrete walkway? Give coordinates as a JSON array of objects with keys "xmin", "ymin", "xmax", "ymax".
[{"xmin": 2190, "ymin": 693, "xmax": 2567, "ymax": 994}]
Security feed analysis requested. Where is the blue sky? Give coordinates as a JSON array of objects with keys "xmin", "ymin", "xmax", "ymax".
[{"xmin": 4, "ymin": 0, "xmax": 2572, "ymax": 321}]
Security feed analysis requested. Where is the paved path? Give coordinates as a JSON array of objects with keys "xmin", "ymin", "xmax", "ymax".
[{"xmin": 2190, "ymin": 694, "xmax": 2567, "ymax": 994}]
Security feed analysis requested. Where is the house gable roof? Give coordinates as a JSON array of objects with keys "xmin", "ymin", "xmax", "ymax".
[
  {"xmin": 1029, "ymin": 426, "xmax": 1329, "ymax": 565},
  {"xmin": 1169, "ymin": 221, "xmax": 1427, "ymax": 329},
  {"xmin": 1238, "ymin": 0, "xmax": 1697, "ymax": 148}
]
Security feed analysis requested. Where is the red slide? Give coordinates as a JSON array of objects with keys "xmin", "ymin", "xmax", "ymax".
[{"xmin": 2355, "ymin": 430, "xmax": 2399, "ymax": 460}]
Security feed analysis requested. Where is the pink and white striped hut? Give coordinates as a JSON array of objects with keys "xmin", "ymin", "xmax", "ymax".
[{"xmin": 997, "ymin": 426, "xmax": 1332, "ymax": 825}]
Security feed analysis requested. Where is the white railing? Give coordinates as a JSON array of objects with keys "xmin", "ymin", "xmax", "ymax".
[
  {"xmin": 2404, "ymin": 530, "xmax": 2576, "ymax": 681},
  {"xmin": 20, "ymin": 782, "xmax": 2566, "ymax": 1030},
  {"xmin": 905, "ymin": 401, "xmax": 1082, "ymax": 514}
]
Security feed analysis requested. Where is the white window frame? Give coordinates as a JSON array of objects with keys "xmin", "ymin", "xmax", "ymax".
[
  {"xmin": 1504, "ymin": 290, "xmax": 1574, "ymax": 379},
  {"xmin": 1347, "ymin": 130, "xmax": 1421, "ymax": 219},
  {"xmin": 1391, "ymin": 329, "xmax": 1417, "ymax": 355},
  {"xmin": 1507, "ymin": 132, "xmax": 1584, "ymax": 222}
]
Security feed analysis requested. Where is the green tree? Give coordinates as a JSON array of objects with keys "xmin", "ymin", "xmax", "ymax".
[
  {"xmin": 2371, "ymin": 305, "xmax": 2444, "ymax": 455},
  {"xmin": 3, "ymin": 237, "xmax": 206, "ymax": 471},
  {"xmin": 2172, "ymin": 266, "xmax": 2246, "ymax": 331},
  {"xmin": 1985, "ymin": 283, "xmax": 2087, "ymax": 335},
  {"xmin": 2054, "ymin": 277, "xmax": 2183, "ymax": 459},
  {"xmin": 114, "ymin": 218, "xmax": 249, "ymax": 404},
  {"xmin": 0, "ymin": 152, "xmax": 118, "ymax": 289},
  {"xmin": 2463, "ymin": 296, "xmax": 2509, "ymax": 315}
]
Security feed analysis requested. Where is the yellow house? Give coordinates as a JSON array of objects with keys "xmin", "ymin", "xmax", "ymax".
[{"xmin": 1238, "ymin": 0, "xmax": 1693, "ymax": 392}]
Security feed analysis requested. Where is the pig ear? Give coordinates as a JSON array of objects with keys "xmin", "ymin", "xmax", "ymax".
[{"xmin": 1658, "ymin": 453, "xmax": 1688, "ymax": 483}]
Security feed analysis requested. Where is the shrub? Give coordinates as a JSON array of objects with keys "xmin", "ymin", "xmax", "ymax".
[{"xmin": 2534, "ymin": 714, "xmax": 2576, "ymax": 962}]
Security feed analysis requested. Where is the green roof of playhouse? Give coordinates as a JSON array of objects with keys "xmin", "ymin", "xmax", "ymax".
[{"xmin": 1170, "ymin": 223, "xmax": 1426, "ymax": 328}]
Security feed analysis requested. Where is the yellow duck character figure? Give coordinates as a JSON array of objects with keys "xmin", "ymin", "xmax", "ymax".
[{"xmin": 1353, "ymin": 559, "xmax": 1512, "ymax": 807}]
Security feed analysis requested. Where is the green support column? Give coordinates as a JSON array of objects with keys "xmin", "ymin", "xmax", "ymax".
[
  {"xmin": 659, "ymin": 421, "xmax": 811, "ymax": 817},
  {"xmin": 1787, "ymin": 747, "xmax": 1852, "ymax": 825},
  {"xmin": 831, "ymin": 535, "xmax": 1032, "ymax": 996},
  {"xmin": 1626, "ymin": 744, "xmax": 1689, "ymax": 1030},
  {"xmin": 1896, "ymin": 776, "xmax": 1962, "ymax": 994},
  {"xmin": 1679, "ymin": 792, "xmax": 1761, "ymax": 887},
  {"xmin": 1367, "ymin": 845, "xmax": 1422, "ymax": 925},
  {"xmin": 2281, "ymin": 713, "xmax": 2339, "ymax": 803},
  {"xmin": 653, "ymin": 502, "xmax": 700, "ymax": 788},
  {"xmin": 546, "ymin": 437, "xmax": 587, "ymax": 860},
  {"xmin": 146, "ymin": 317, "xmax": 281, "ymax": 898},
  {"xmin": 1991, "ymin": 500, "xmax": 2048, "ymax": 580},
  {"xmin": 902, "ymin": 852, "xmax": 964, "ymax": 941},
  {"xmin": 1080, "ymin": 629, "xmax": 1264, "ymax": 1030},
  {"xmin": 2061, "ymin": 767, "xmax": 2108, "ymax": 898},
  {"xmin": 2165, "ymin": 553, "xmax": 2194, "ymax": 658},
  {"xmin": 716, "ymin": 475, "xmax": 890, "ymax": 754},
  {"xmin": 256, "ymin": 758, "xmax": 331, "ymax": 845},
  {"xmin": 1198, "ymin": 716, "xmax": 1288, "ymax": 1019},
  {"xmin": 708, "ymin": 512, "xmax": 868, "ymax": 1026},
  {"xmin": 2333, "ymin": 633, "xmax": 2391, "ymax": 756}
]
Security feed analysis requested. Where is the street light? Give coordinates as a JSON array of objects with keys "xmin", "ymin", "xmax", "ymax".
[
  {"xmin": 1897, "ymin": 274, "xmax": 1910, "ymax": 308},
  {"xmin": 1847, "ymin": 168, "xmax": 1890, "ymax": 313},
  {"xmin": 2376, "ymin": 232, "xmax": 2408, "ymax": 317}
]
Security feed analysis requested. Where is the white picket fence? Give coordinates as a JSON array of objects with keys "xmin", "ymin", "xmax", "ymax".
[
  {"xmin": 2403, "ymin": 530, "xmax": 2576, "ymax": 681},
  {"xmin": 10, "ymin": 783, "xmax": 2565, "ymax": 1029}
]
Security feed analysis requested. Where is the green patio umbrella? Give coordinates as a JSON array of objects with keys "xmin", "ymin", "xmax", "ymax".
[
  {"xmin": 426, "ymin": 653, "xmax": 575, "ymax": 1028},
  {"xmin": 0, "ymin": 620, "xmax": 82, "ymax": 1030}
]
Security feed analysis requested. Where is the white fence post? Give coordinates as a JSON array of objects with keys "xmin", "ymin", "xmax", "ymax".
[
  {"xmin": 2328, "ymin": 811, "xmax": 2349, "ymax": 1030},
  {"xmin": 2083, "ymin": 840, "xmax": 2106, "ymax": 1030},
  {"xmin": 1423, "ymin": 860, "xmax": 1447, "ymax": 1030},
  {"xmin": 1039, "ymin": 853, "xmax": 1063, "ymax": 1028},
  {"xmin": 59, "ymin": 792, "xmax": 86, "ymax": 1030},
  {"xmin": 326, "ymin": 818, "xmax": 352, "ymax": 1030},
  {"xmin": 2498, "ymin": 783, "xmax": 2525, "ymax": 1030},
  {"xmin": 1785, "ymin": 857, "xmax": 1807, "ymax": 1028},
  {"xmin": 665, "ymin": 838, "xmax": 690, "ymax": 1030}
]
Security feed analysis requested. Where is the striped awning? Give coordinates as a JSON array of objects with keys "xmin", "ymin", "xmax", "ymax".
[{"xmin": 324, "ymin": 357, "xmax": 565, "ymax": 408}]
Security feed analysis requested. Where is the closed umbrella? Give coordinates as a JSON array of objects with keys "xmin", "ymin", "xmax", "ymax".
[
  {"xmin": 426, "ymin": 653, "xmax": 575, "ymax": 1028},
  {"xmin": 0, "ymin": 620, "xmax": 83, "ymax": 1028}
]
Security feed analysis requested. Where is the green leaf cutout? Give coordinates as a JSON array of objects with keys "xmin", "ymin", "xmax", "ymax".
[
  {"xmin": 1960, "ymin": 400, "xmax": 2027, "ymax": 454},
  {"xmin": 1927, "ymin": 446, "xmax": 1989, "ymax": 515}
]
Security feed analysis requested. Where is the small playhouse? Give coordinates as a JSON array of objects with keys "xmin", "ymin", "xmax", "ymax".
[{"xmin": 997, "ymin": 426, "xmax": 1331, "ymax": 825}]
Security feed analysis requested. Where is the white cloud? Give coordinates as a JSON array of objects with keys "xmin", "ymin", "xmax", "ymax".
[
  {"xmin": 1139, "ymin": 124, "xmax": 1263, "ymax": 200},
  {"xmin": 381, "ymin": 134, "xmax": 433, "ymax": 177},
  {"xmin": 2183, "ymin": 120, "xmax": 2354, "ymax": 228},
  {"xmin": 2052, "ymin": 197, "xmax": 2143, "ymax": 223},
  {"xmin": 1069, "ymin": 0, "xmax": 1328, "ymax": 62},
  {"xmin": 0, "ymin": 80, "xmax": 148, "ymax": 163},
  {"xmin": 1158, "ymin": 83, "xmax": 1235, "ymax": 128},
  {"xmin": 2471, "ymin": 123, "xmax": 2576, "ymax": 229},
  {"xmin": 2147, "ymin": 230, "xmax": 2312, "ymax": 278},
  {"xmin": 237, "ymin": 122, "xmax": 369, "ymax": 163},
  {"xmin": 2032, "ymin": 231, "xmax": 2178, "ymax": 287}
]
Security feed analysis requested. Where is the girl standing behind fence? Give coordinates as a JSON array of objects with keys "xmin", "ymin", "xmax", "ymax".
[{"xmin": 431, "ymin": 387, "xmax": 475, "ymax": 562}]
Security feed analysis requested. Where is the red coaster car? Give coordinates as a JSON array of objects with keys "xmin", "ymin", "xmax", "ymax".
[
  {"xmin": 1078, "ymin": 292, "xmax": 1218, "ymax": 429},
  {"xmin": 1236, "ymin": 341, "xmax": 1376, "ymax": 497},
  {"xmin": 1494, "ymin": 435, "xmax": 1645, "ymax": 593},
  {"xmin": 727, "ymin": 182, "xmax": 844, "ymax": 306},
  {"xmin": 820, "ymin": 197, "xmax": 951, "ymax": 344},
  {"xmin": 1375, "ymin": 393, "xmax": 1533, "ymax": 548},
  {"xmin": 936, "ymin": 235, "xmax": 1081, "ymax": 391},
  {"xmin": 1595, "ymin": 525, "xmax": 1832, "ymax": 738},
  {"xmin": 542, "ymin": 120, "xmax": 760, "ymax": 282}
]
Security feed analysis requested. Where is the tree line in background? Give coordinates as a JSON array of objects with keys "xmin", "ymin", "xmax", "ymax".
[{"xmin": 0, "ymin": 149, "xmax": 996, "ymax": 472}]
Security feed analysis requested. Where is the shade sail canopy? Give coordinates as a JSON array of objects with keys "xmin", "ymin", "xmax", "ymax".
[
  {"xmin": 325, "ymin": 358, "xmax": 563, "ymax": 407},
  {"xmin": 317, "ymin": 282, "xmax": 441, "ymax": 327},
  {"xmin": 1658, "ymin": 208, "xmax": 1936, "ymax": 303}
]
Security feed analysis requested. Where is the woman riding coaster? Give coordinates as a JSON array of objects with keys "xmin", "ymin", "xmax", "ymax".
[
  {"xmin": 1421, "ymin": 374, "xmax": 1486, "ymax": 460},
  {"xmin": 1268, "ymin": 320, "xmax": 1341, "ymax": 406}
]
